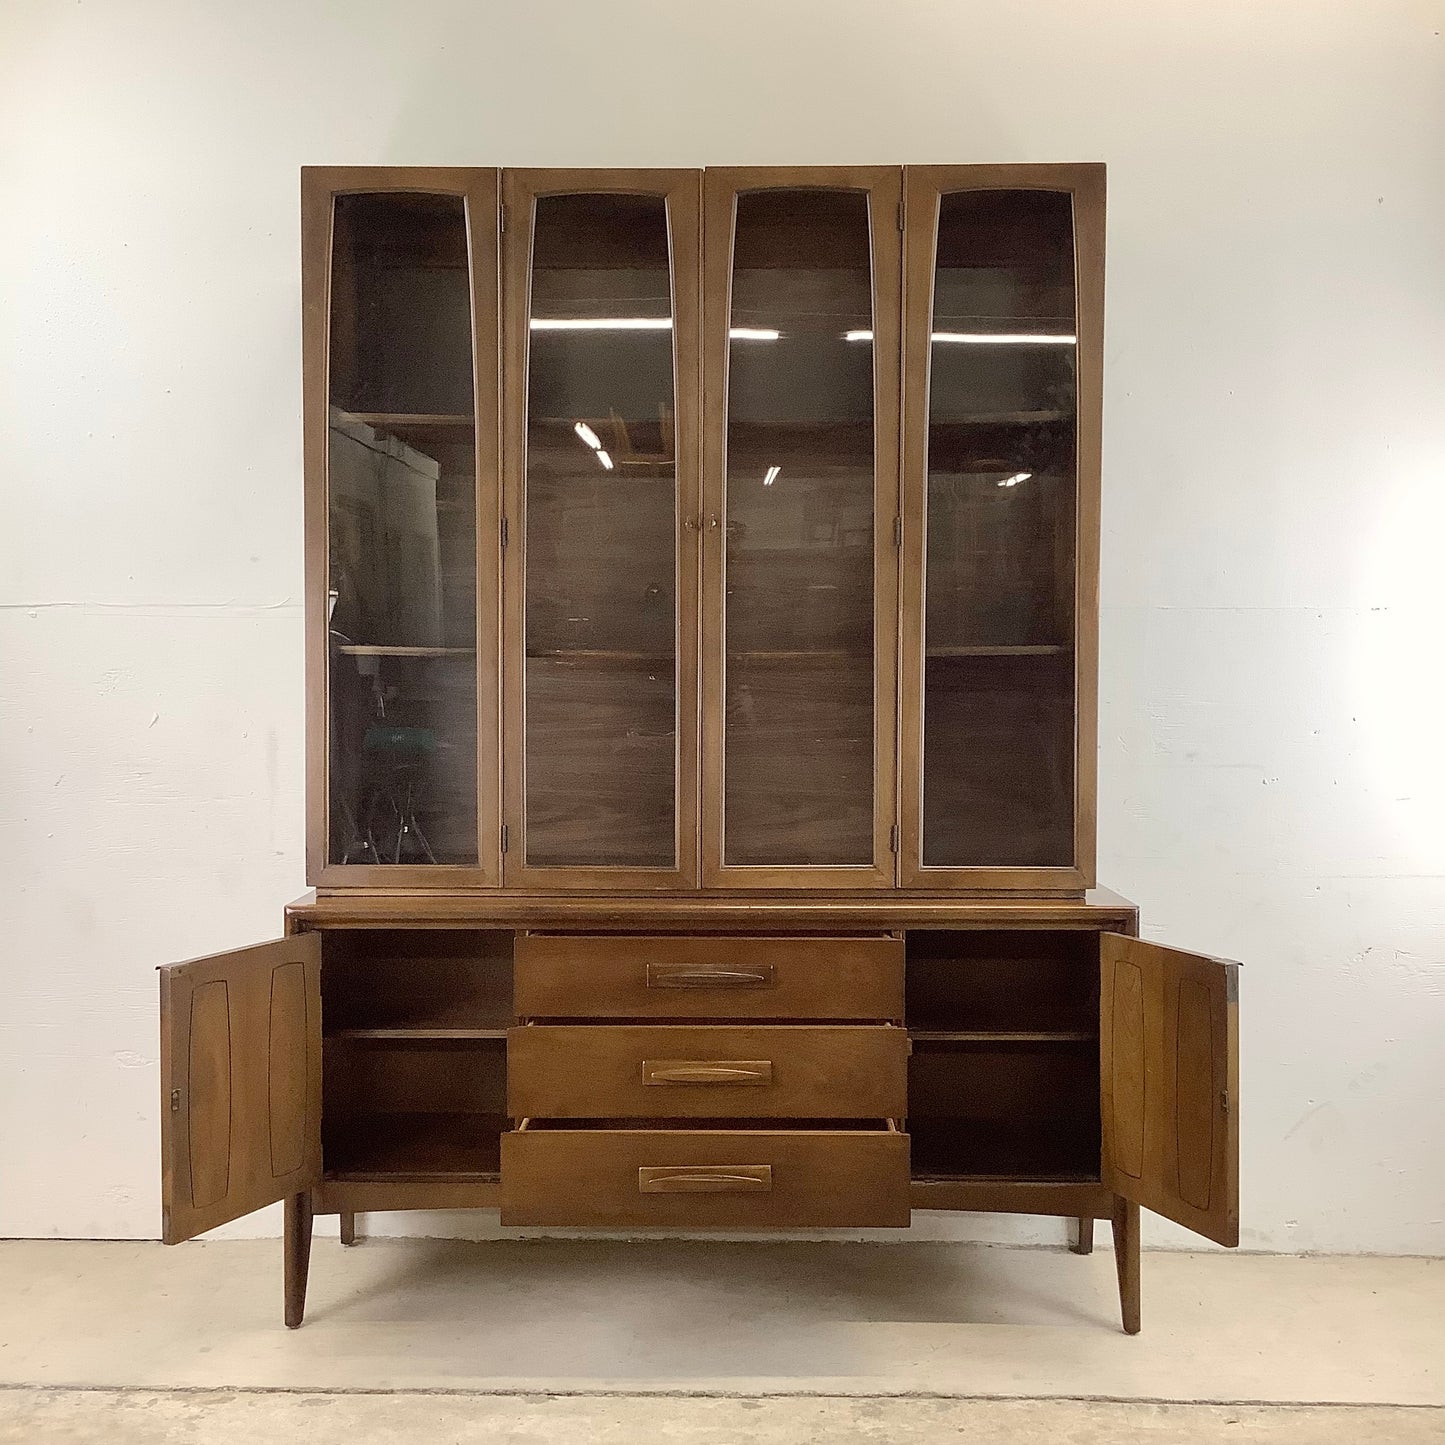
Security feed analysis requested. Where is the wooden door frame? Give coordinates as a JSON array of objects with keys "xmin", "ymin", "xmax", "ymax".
[
  {"xmin": 302, "ymin": 166, "xmax": 503, "ymax": 889},
  {"xmin": 499, "ymin": 168, "xmax": 703, "ymax": 890},
  {"xmin": 700, "ymin": 165, "xmax": 903, "ymax": 890},
  {"xmin": 898, "ymin": 162, "xmax": 1104, "ymax": 893}
]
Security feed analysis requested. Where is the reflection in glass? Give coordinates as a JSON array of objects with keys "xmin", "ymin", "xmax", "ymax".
[
  {"xmin": 326, "ymin": 194, "xmax": 478, "ymax": 865},
  {"xmin": 922, "ymin": 189, "xmax": 1078, "ymax": 866},
  {"xmin": 523, "ymin": 194, "xmax": 677, "ymax": 868},
  {"xmin": 723, "ymin": 190, "xmax": 875, "ymax": 867}
]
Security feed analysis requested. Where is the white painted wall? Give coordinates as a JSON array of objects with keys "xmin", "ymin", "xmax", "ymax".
[{"xmin": 2, "ymin": 0, "xmax": 1442, "ymax": 1254}]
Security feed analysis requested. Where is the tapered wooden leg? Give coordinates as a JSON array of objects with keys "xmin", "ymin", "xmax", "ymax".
[
  {"xmin": 339, "ymin": 1210, "xmax": 358, "ymax": 1247},
  {"xmin": 284, "ymin": 1191, "xmax": 314, "ymax": 1329},
  {"xmin": 1071, "ymin": 1214, "xmax": 1094, "ymax": 1255},
  {"xmin": 1111, "ymin": 1196, "xmax": 1141, "ymax": 1335}
]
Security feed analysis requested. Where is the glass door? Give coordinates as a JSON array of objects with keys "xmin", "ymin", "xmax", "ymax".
[
  {"xmin": 700, "ymin": 168, "xmax": 902, "ymax": 889},
  {"xmin": 899, "ymin": 165, "xmax": 1104, "ymax": 889},
  {"xmin": 501, "ymin": 170, "xmax": 701, "ymax": 888},
  {"xmin": 302, "ymin": 168, "xmax": 501, "ymax": 886}
]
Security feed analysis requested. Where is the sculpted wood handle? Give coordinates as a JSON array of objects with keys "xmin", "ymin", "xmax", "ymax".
[
  {"xmin": 642, "ymin": 1059, "xmax": 774, "ymax": 1086},
  {"xmin": 645, "ymin": 963, "xmax": 776, "ymax": 989},
  {"xmin": 638, "ymin": 1165, "xmax": 773, "ymax": 1194}
]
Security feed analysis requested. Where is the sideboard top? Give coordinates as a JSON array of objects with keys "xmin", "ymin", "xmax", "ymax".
[{"xmin": 285, "ymin": 888, "xmax": 1139, "ymax": 933}]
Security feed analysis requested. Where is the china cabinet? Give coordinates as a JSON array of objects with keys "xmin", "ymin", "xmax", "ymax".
[{"xmin": 158, "ymin": 163, "xmax": 1239, "ymax": 1336}]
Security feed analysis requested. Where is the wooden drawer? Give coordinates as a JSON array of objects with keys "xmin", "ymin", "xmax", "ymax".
[
  {"xmin": 500, "ymin": 1122, "xmax": 910, "ymax": 1227},
  {"xmin": 508, "ymin": 1023, "xmax": 907, "ymax": 1119},
  {"xmin": 513, "ymin": 934, "xmax": 904, "ymax": 1020}
]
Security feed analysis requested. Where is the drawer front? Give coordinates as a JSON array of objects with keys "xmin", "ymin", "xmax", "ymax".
[
  {"xmin": 514, "ymin": 934, "xmax": 904, "ymax": 1020},
  {"xmin": 501, "ymin": 1126, "xmax": 910, "ymax": 1227},
  {"xmin": 508, "ymin": 1023, "xmax": 907, "ymax": 1118}
]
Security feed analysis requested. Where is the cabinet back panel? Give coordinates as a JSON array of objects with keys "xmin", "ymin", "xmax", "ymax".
[
  {"xmin": 922, "ymin": 652, "xmax": 1075, "ymax": 866},
  {"xmin": 322, "ymin": 930, "xmax": 513, "ymax": 1033},
  {"xmin": 906, "ymin": 929, "xmax": 1097, "ymax": 1034},
  {"xmin": 325, "ymin": 1037, "xmax": 507, "ymax": 1116},
  {"xmin": 908, "ymin": 1038, "xmax": 1099, "ymax": 1178}
]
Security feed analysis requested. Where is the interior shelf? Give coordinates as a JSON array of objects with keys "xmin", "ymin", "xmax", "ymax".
[
  {"xmin": 527, "ymin": 649, "xmax": 672, "ymax": 665},
  {"xmin": 907, "ymin": 1118, "xmax": 1100, "ymax": 1182},
  {"xmin": 908, "ymin": 1029, "xmax": 1095, "ymax": 1044},
  {"xmin": 905, "ymin": 931, "xmax": 1099, "ymax": 1036},
  {"xmin": 321, "ymin": 931, "xmax": 514, "ymax": 1037},
  {"xmin": 324, "ymin": 1112, "xmax": 506, "ymax": 1180},
  {"xmin": 328, "ymin": 997, "xmax": 511, "ymax": 1042},
  {"xmin": 924, "ymin": 644, "xmax": 1070, "ymax": 658},
  {"xmin": 929, "ymin": 409, "xmax": 1071, "ymax": 427},
  {"xmin": 336, "ymin": 645, "xmax": 477, "ymax": 657},
  {"xmin": 351, "ymin": 411, "xmax": 473, "ymax": 425}
]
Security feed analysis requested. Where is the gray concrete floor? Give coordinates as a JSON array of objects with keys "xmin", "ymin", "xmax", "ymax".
[
  {"xmin": 0, "ymin": 1240, "xmax": 1441, "ymax": 1441},
  {"xmin": 1, "ymin": 1391, "xmax": 1442, "ymax": 1444}
]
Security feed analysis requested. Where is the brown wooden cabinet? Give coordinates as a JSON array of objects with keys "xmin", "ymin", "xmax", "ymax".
[{"xmin": 159, "ymin": 164, "xmax": 1239, "ymax": 1335}]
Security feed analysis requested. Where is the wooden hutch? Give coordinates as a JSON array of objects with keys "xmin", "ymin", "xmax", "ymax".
[{"xmin": 158, "ymin": 164, "xmax": 1239, "ymax": 1333}]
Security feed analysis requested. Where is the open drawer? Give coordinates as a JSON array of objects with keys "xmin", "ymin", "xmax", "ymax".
[
  {"xmin": 500, "ymin": 1120, "xmax": 910, "ymax": 1227},
  {"xmin": 508, "ymin": 1023, "xmax": 907, "ymax": 1118}
]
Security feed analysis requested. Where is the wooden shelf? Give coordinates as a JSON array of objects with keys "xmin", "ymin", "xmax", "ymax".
[
  {"xmin": 907, "ymin": 1118, "xmax": 1099, "ymax": 1181},
  {"xmin": 929, "ymin": 409, "xmax": 1071, "ymax": 426},
  {"xmin": 528, "ymin": 649, "xmax": 672, "ymax": 665},
  {"xmin": 909, "ymin": 1029, "xmax": 1096, "ymax": 1044},
  {"xmin": 527, "ymin": 649, "xmax": 874, "ymax": 666},
  {"xmin": 727, "ymin": 648, "xmax": 871, "ymax": 663},
  {"xmin": 329, "ymin": 1025, "xmax": 510, "ymax": 1041},
  {"xmin": 350, "ymin": 411, "xmax": 474, "ymax": 437},
  {"xmin": 325, "ymin": 954, "xmax": 514, "ymax": 1037},
  {"xmin": 925, "ymin": 644, "xmax": 1070, "ymax": 658},
  {"xmin": 336, "ymin": 645, "xmax": 476, "ymax": 657},
  {"xmin": 324, "ymin": 1112, "xmax": 506, "ymax": 1180}
]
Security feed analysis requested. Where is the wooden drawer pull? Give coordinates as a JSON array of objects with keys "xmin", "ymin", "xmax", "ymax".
[
  {"xmin": 638, "ymin": 1165, "xmax": 773, "ymax": 1194},
  {"xmin": 642, "ymin": 1059, "xmax": 773, "ymax": 1086},
  {"xmin": 645, "ymin": 963, "xmax": 776, "ymax": 989}
]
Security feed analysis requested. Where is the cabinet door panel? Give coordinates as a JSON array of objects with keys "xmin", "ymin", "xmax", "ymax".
[
  {"xmin": 1100, "ymin": 934, "xmax": 1239, "ymax": 1247},
  {"xmin": 702, "ymin": 167, "xmax": 901, "ymax": 889},
  {"xmin": 502, "ymin": 169, "xmax": 701, "ymax": 888},
  {"xmin": 160, "ymin": 936, "xmax": 322, "ymax": 1244},
  {"xmin": 302, "ymin": 168, "xmax": 501, "ymax": 888},
  {"xmin": 899, "ymin": 164, "xmax": 1103, "ymax": 890}
]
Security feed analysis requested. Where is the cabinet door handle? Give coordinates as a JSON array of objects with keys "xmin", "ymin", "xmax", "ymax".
[
  {"xmin": 642, "ymin": 1059, "xmax": 773, "ymax": 1086},
  {"xmin": 645, "ymin": 964, "xmax": 775, "ymax": 989},
  {"xmin": 639, "ymin": 1165, "xmax": 772, "ymax": 1194}
]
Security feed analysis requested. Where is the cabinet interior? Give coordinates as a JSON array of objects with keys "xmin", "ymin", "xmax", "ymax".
[
  {"xmin": 905, "ymin": 930, "xmax": 1101, "ymax": 1180},
  {"xmin": 322, "ymin": 931, "xmax": 514, "ymax": 1180},
  {"xmin": 312, "ymin": 925, "xmax": 1108, "ymax": 1186}
]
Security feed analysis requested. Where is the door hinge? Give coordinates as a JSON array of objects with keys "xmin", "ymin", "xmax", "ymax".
[
  {"xmin": 893, "ymin": 515, "xmax": 902, "ymax": 548},
  {"xmin": 500, "ymin": 516, "xmax": 509, "ymax": 548},
  {"xmin": 169, "ymin": 1088, "xmax": 181, "ymax": 1113},
  {"xmin": 889, "ymin": 824, "xmax": 900, "ymax": 854},
  {"xmin": 1219, "ymin": 1089, "xmax": 1231, "ymax": 1115},
  {"xmin": 500, "ymin": 823, "xmax": 509, "ymax": 854},
  {"xmin": 897, "ymin": 198, "xmax": 905, "ymax": 232},
  {"xmin": 499, "ymin": 201, "xmax": 506, "ymax": 233}
]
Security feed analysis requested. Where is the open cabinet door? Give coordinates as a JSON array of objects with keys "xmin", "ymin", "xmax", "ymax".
[
  {"xmin": 160, "ymin": 936, "xmax": 322, "ymax": 1244},
  {"xmin": 1101, "ymin": 935, "xmax": 1239, "ymax": 1247}
]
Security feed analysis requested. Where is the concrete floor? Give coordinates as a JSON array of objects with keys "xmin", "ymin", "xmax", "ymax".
[
  {"xmin": 2, "ymin": 1391, "xmax": 1442, "ymax": 1444},
  {"xmin": 0, "ymin": 1239, "xmax": 1441, "ymax": 1441}
]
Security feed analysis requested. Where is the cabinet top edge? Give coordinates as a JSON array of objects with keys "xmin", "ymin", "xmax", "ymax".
[
  {"xmin": 299, "ymin": 162, "xmax": 1107, "ymax": 179},
  {"xmin": 284, "ymin": 887, "xmax": 1138, "ymax": 931}
]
